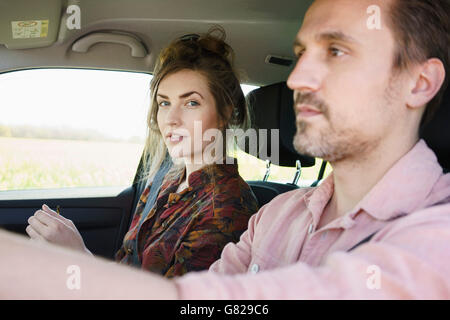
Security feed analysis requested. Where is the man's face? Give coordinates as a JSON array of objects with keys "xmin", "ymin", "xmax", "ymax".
[{"xmin": 287, "ymin": 0, "xmax": 406, "ymax": 162}]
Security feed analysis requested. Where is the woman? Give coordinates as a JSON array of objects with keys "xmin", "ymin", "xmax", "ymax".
[{"xmin": 25, "ymin": 27, "xmax": 259, "ymax": 277}]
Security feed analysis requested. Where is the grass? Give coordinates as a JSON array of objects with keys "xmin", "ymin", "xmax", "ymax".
[
  {"xmin": 0, "ymin": 137, "xmax": 332, "ymax": 192},
  {"xmin": 0, "ymin": 137, "xmax": 143, "ymax": 191}
]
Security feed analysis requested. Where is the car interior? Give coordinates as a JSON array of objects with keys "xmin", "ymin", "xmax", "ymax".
[{"xmin": 0, "ymin": 0, "xmax": 449, "ymax": 262}]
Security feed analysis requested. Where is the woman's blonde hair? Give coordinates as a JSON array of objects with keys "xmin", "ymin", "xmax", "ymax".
[{"xmin": 138, "ymin": 26, "xmax": 252, "ymax": 184}]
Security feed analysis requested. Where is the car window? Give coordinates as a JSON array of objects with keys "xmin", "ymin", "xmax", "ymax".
[
  {"xmin": 234, "ymin": 148, "xmax": 332, "ymax": 186},
  {"xmin": 0, "ymin": 68, "xmax": 151, "ymax": 191},
  {"xmin": 0, "ymin": 69, "xmax": 264, "ymax": 192}
]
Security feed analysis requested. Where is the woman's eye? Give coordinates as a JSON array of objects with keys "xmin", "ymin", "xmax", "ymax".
[
  {"xmin": 158, "ymin": 101, "xmax": 170, "ymax": 107},
  {"xmin": 329, "ymin": 47, "xmax": 345, "ymax": 57},
  {"xmin": 186, "ymin": 100, "xmax": 199, "ymax": 107}
]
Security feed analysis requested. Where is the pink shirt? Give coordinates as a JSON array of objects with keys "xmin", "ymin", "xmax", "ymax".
[{"xmin": 175, "ymin": 140, "xmax": 450, "ymax": 299}]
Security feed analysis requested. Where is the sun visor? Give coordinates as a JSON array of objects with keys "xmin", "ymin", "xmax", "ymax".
[{"xmin": 0, "ymin": 0, "xmax": 61, "ymax": 49}]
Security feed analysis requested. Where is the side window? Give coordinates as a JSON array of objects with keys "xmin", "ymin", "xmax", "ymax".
[
  {"xmin": 0, "ymin": 69, "xmax": 151, "ymax": 191},
  {"xmin": 0, "ymin": 71, "xmax": 329, "ymax": 193}
]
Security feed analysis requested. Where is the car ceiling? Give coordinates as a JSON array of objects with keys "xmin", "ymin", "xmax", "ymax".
[{"xmin": 0, "ymin": 0, "xmax": 314, "ymax": 86}]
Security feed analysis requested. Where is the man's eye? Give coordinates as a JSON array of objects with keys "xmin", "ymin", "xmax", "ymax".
[
  {"xmin": 329, "ymin": 47, "xmax": 345, "ymax": 57},
  {"xmin": 295, "ymin": 49, "xmax": 305, "ymax": 59}
]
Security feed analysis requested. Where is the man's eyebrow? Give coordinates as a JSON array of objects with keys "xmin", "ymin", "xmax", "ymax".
[
  {"xmin": 293, "ymin": 39, "xmax": 305, "ymax": 49},
  {"xmin": 157, "ymin": 91, "xmax": 204, "ymax": 99},
  {"xmin": 294, "ymin": 31, "xmax": 360, "ymax": 48},
  {"xmin": 316, "ymin": 31, "xmax": 360, "ymax": 44}
]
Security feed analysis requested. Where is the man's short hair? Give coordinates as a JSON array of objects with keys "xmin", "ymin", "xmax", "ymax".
[{"xmin": 386, "ymin": 0, "xmax": 450, "ymax": 127}]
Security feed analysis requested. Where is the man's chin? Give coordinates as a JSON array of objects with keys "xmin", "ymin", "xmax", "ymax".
[
  {"xmin": 293, "ymin": 133, "xmax": 338, "ymax": 162},
  {"xmin": 293, "ymin": 134, "xmax": 319, "ymax": 158}
]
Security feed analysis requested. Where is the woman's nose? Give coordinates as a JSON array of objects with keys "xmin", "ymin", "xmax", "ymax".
[{"xmin": 164, "ymin": 105, "xmax": 182, "ymax": 126}]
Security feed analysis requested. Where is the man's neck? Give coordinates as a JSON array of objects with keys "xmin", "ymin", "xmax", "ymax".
[{"xmin": 323, "ymin": 135, "xmax": 419, "ymax": 225}]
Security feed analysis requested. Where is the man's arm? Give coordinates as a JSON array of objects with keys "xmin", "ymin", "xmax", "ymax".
[
  {"xmin": 0, "ymin": 229, "xmax": 177, "ymax": 299},
  {"xmin": 209, "ymin": 188, "xmax": 311, "ymax": 275},
  {"xmin": 2, "ymin": 204, "xmax": 449, "ymax": 299},
  {"xmin": 176, "ymin": 204, "xmax": 450, "ymax": 299},
  {"xmin": 208, "ymin": 204, "xmax": 262, "ymax": 274}
]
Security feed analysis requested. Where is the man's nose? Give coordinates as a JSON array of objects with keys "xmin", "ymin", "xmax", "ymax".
[{"xmin": 287, "ymin": 52, "xmax": 322, "ymax": 94}]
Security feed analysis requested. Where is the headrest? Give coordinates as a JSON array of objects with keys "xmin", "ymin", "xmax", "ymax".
[
  {"xmin": 242, "ymin": 82, "xmax": 315, "ymax": 167},
  {"xmin": 421, "ymin": 86, "xmax": 450, "ymax": 169}
]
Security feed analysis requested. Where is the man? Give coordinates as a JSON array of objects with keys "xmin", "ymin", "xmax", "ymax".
[{"xmin": 0, "ymin": 0, "xmax": 449, "ymax": 299}]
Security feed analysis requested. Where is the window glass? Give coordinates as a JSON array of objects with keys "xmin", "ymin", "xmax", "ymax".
[
  {"xmin": 234, "ymin": 149, "xmax": 332, "ymax": 186},
  {"xmin": 0, "ymin": 69, "xmax": 151, "ymax": 191},
  {"xmin": 0, "ymin": 69, "xmax": 265, "ymax": 192}
]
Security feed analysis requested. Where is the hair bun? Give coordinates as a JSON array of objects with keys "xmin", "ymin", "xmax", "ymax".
[
  {"xmin": 197, "ymin": 26, "xmax": 232, "ymax": 61},
  {"xmin": 175, "ymin": 26, "xmax": 233, "ymax": 66}
]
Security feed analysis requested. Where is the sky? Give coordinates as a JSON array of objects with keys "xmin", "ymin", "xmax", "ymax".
[{"xmin": 0, "ymin": 69, "xmax": 258, "ymax": 141}]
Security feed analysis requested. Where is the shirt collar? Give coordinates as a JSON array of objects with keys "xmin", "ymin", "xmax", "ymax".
[
  {"xmin": 358, "ymin": 139, "xmax": 443, "ymax": 220},
  {"xmin": 304, "ymin": 174, "xmax": 334, "ymax": 227},
  {"xmin": 305, "ymin": 139, "xmax": 444, "ymax": 223}
]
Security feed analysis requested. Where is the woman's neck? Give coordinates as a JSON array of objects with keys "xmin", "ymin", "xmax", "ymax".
[
  {"xmin": 175, "ymin": 161, "xmax": 205, "ymax": 193},
  {"xmin": 182, "ymin": 152, "xmax": 225, "ymax": 188},
  {"xmin": 184, "ymin": 162, "xmax": 205, "ymax": 186}
]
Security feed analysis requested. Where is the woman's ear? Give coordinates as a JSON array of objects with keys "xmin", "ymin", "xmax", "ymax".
[{"xmin": 406, "ymin": 58, "xmax": 446, "ymax": 110}]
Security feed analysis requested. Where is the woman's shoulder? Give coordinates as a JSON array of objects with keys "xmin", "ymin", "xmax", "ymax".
[
  {"xmin": 210, "ymin": 163, "xmax": 258, "ymax": 211},
  {"xmin": 213, "ymin": 163, "xmax": 253, "ymax": 192}
]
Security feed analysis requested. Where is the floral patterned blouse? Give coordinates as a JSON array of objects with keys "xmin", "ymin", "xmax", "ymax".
[{"xmin": 115, "ymin": 162, "xmax": 258, "ymax": 278}]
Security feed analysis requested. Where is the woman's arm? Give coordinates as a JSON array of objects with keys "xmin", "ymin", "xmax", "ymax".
[{"xmin": 0, "ymin": 229, "xmax": 178, "ymax": 299}]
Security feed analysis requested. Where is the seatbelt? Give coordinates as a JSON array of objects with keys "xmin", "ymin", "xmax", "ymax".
[
  {"xmin": 130, "ymin": 156, "xmax": 172, "ymax": 265},
  {"xmin": 347, "ymin": 232, "xmax": 377, "ymax": 252},
  {"xmin": 347, "ymin": 213, "xmax": 407, "ymax": 252}
]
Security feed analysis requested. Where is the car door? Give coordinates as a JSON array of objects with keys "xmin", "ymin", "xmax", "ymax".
[{"xmin": 0, "ymin": 184, "xmax": 137, "ymax": 260}]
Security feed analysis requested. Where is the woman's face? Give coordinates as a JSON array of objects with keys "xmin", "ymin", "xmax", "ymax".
[{"xmin": 156, "ymin": 69, "xmax": 222, "ymax": 164}]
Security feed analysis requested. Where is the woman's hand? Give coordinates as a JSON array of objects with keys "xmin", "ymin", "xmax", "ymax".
[{"xmin": 26, "ymin": 204, "xmax": 91, "ymax": 255}]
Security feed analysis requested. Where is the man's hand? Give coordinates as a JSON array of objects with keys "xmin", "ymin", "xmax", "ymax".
[{"xmin": 26, "ymin": 204, "xmax": 91, "ymax": 255}]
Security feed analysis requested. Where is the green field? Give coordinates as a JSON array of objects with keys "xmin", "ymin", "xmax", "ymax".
[
  {"xmin": 0, "ymin": 137, "xmax": 143, "ymax": 191},
  {"xmin": 0, "ymin": 137, "xmax": 330, "ymax": 192}
]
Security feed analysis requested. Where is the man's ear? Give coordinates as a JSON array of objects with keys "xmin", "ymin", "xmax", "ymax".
[{"xmin": 406, "ymin": 58, "xmax": 446, "ymax": 110}]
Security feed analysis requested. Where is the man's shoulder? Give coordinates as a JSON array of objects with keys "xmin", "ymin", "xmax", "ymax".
[
  {"xmin": 252, "ymin": 186, "xmax": 314, "ymax": 220},
  {"xmin": 266, "ymin": 187, "xmax": 314, "ymax": 205},
  {"xmin": 407, "ymin": 202, "xmax": 450, "ymax": 224},
  {"xmin": 379, "ymin": 202, "xmax": 450, "ymax": 239}
]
